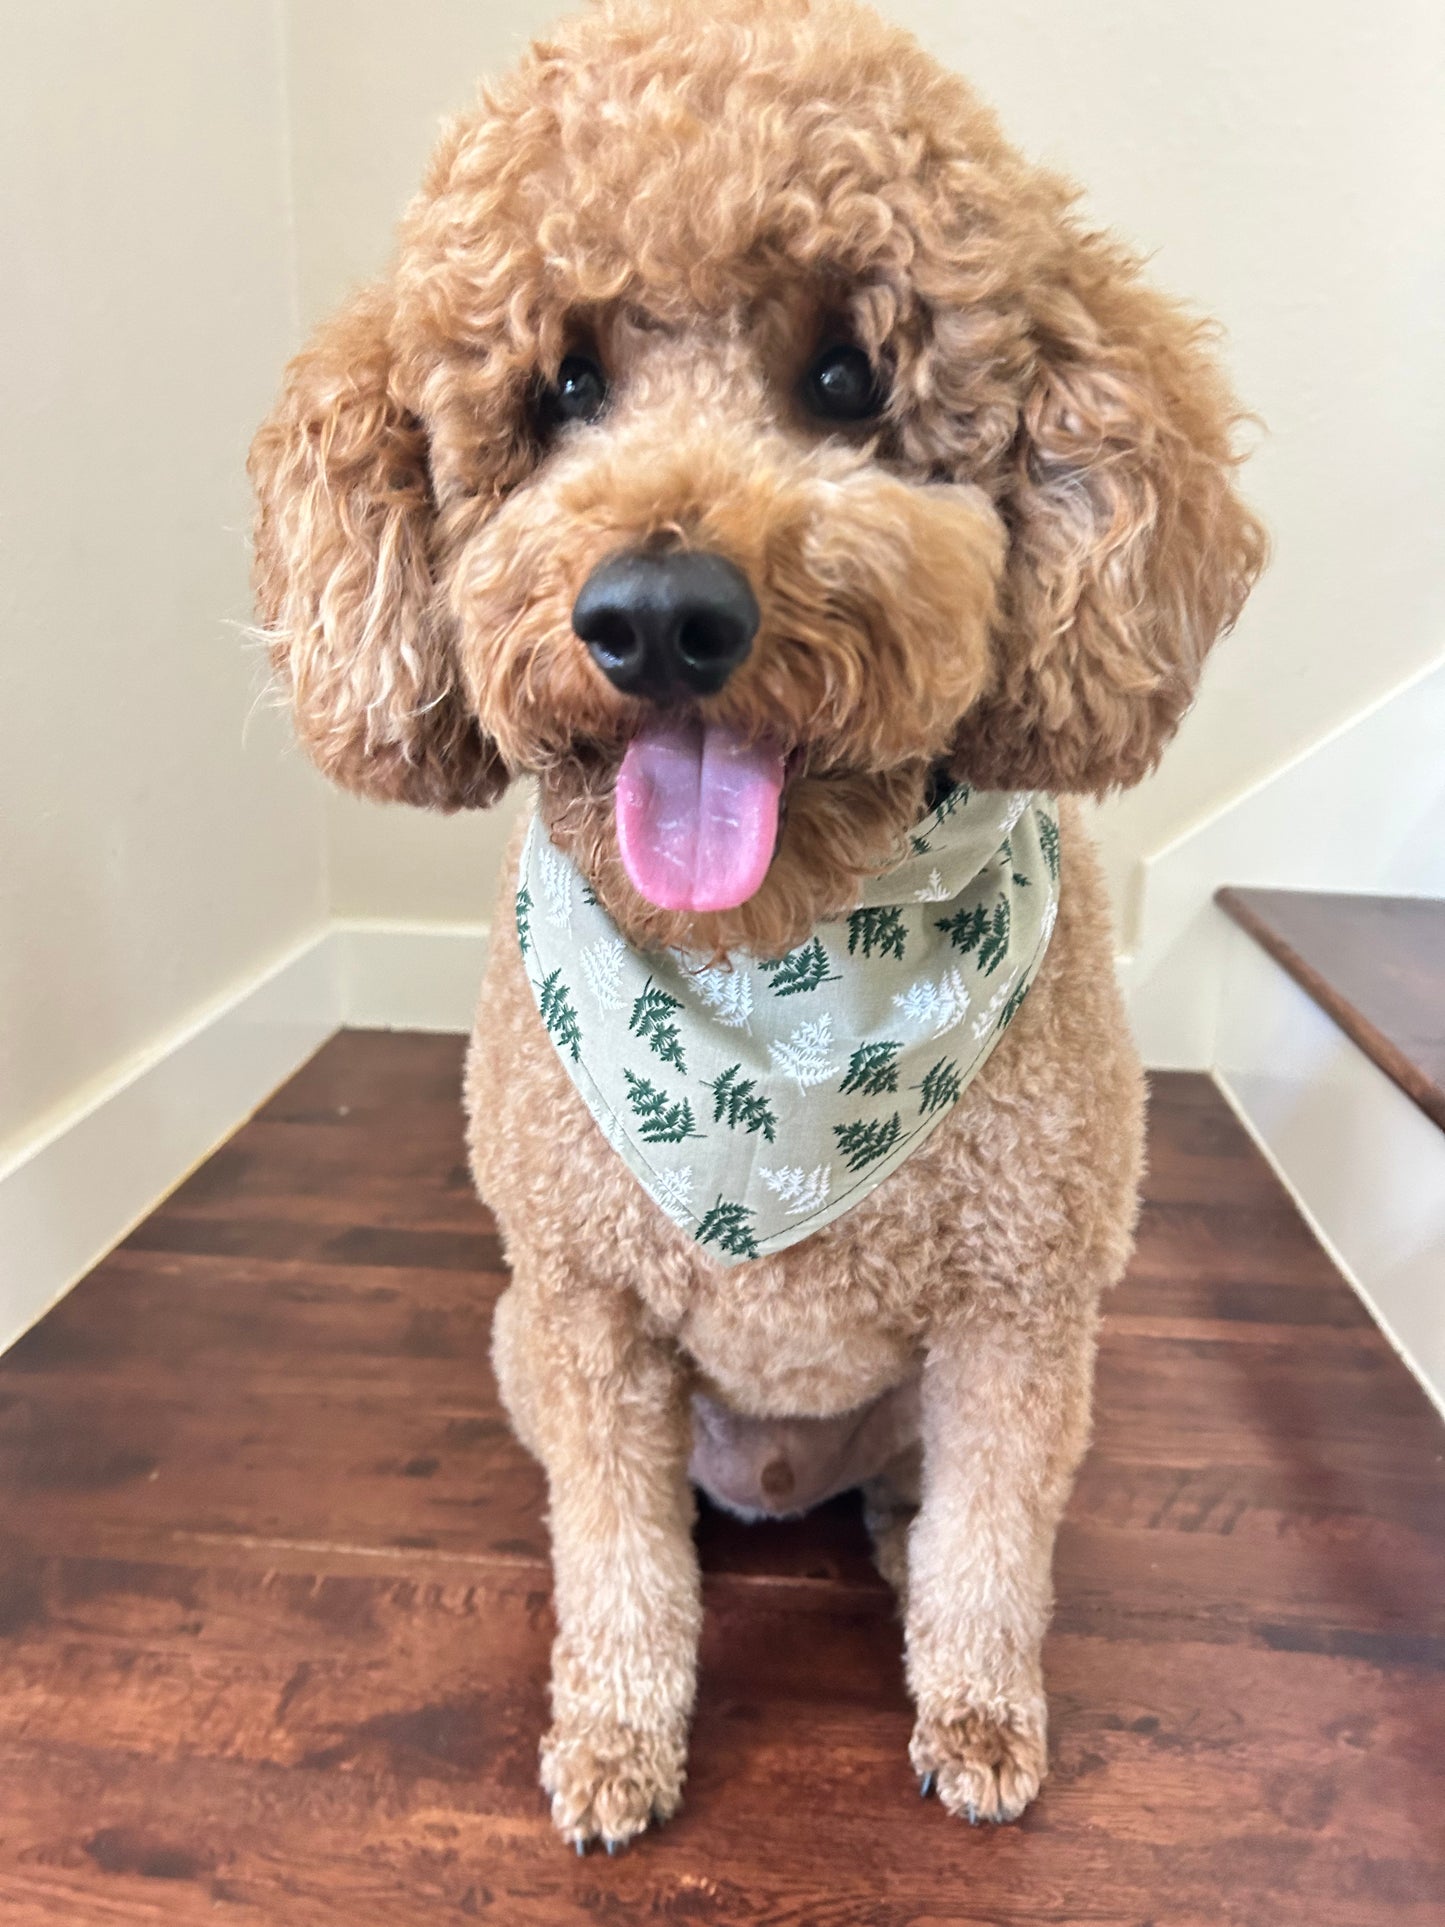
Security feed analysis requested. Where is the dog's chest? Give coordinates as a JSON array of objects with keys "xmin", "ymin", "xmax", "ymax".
[{"xmin": 637, "ymin": 1230, "xmax": 925, "ymax": 1419}]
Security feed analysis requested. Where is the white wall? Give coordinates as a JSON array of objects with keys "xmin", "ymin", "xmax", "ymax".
[
  {"xmin": 0, "ymin": 3, "xmax": 327, "ymax": 1160},
  {"xmin": 280, "ymin": 0, "xmax": 1445, "ymax": 938},
  {"xmin": 1131, "ymin": 655, "xmax": 1445, "ymax": 1068}
]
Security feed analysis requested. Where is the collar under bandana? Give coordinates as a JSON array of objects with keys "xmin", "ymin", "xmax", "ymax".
[{"xmin": 517, "ymin": 784, "xmax": 1061, "ymax": 1265}]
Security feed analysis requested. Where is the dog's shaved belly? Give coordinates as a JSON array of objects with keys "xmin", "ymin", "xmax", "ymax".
[{"xmin": 688, "ymin": 1374, "xmax": 919, "ymax": 1519}]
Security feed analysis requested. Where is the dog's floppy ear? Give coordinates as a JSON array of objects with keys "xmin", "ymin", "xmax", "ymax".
[
  {"xmin": 951, "ymin": 236, "xmax": 1268, "ymax": 794},
  {"xmin": 248, "ymin": 285, "xmax": 505, "ymax": 810}
]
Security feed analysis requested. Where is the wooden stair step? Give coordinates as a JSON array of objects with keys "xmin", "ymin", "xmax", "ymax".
[{"xmin": 1216, "ymin": 888, "xmax": 1445, "ymax": 1132}]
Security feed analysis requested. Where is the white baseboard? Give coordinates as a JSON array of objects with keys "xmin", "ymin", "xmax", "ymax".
[
  {"xmin": 0, "ymin": 931, "xmax": 338, "ymax": 1356},
  {"xmin": 332, "ymin": 918, "xmax": 489, "ymax": 1033},
  {"xmin": 1211, "ymin": 922, "xmax": 1445, "ymax": 1419},
  {"xmin": 0, "ymin": 918, "xmax": 496, "ymax": 1358}
]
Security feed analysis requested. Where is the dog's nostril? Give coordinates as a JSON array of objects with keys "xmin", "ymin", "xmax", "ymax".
[
  {"xmin": 581, "ymin": 610, "xmax": 641, "ymax": 671},
  {"xmin": 676, "ymin": 611, "xmax": 742, "ymax": 668}
]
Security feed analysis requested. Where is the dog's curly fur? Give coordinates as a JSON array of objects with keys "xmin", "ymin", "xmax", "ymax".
[{"xmin": 250, "ymin": 0, "xmax": 1265, "ymax": 1850}]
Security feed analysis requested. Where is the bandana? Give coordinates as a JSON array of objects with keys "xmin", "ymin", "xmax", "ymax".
[{"xmin": 517, "ymin": 784, "xmax": 1060, "ymax": 1265}]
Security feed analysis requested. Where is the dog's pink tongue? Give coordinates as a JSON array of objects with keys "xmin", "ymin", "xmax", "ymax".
[{"xmin": 616, "ymin": 718, "xmax": 785, "ymax": 913}]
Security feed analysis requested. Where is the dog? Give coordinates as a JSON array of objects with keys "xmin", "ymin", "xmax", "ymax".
[{"xmin": 250, "ymin": 0, "xmax": 1265, "ymax": 1851}]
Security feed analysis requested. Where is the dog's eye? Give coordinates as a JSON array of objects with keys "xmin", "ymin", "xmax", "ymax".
[
  {"xmin": 541, "ymin": 354, "xmax": 609, "ymax": 430},
  {"xmin": 804, "ymin": 344, "xmax": 885, "ymax": 423}
]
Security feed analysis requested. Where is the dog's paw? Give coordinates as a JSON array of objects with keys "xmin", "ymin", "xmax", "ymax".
[
  {"xmin": 910, "ymin": 1701, "xmax": 1046, "ymax": 1824},
  {"xmin": 540, "ymin": 1716, "xmax": 685, "ymax": 1852}
]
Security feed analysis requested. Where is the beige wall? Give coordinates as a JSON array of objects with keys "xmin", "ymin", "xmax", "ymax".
[
  {"xmin": 285, "ymin": 0, "xmax": 556, "ymax": 922},
  {"xmin": 283, "ymin": 0, "xmax": 1445, "ymax": 933},
  {"xmin": 0, "ymin": 2, "xmax": 326, "ymax": 1153}
]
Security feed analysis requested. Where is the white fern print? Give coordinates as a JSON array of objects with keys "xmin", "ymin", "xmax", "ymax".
[
  {"xmin": 914, "ymin": 868, "xmax": 950, "ymax": 902},
  {"xmin": 1039, "ymin": 894, "xmax": 1059, "ymax": 950},
  {"xmin": 652, "ymin": 1165, "xmax": 696, "ymax": 1220},
  {"xmin": 767, "ymin": 1013, "xmax": 841, "ymax": 1088},
  {"xmin": 760, "ymin": 1163, "xmax": 832, "ymax": 1216},
  {"xmin": 691, "ymin": 962, "xmax": 754, "ymax": 1028},
  {"xmin": 893, "ymin": 967, "xmax": 971, "ymax": 1038},
  {"xmin": 539, "ymin": 840, "xmax": 573, "ymax": 931},
  {"xmin": 971, "ymin": 970, "xmax": 1020, "ymax": 1041},
  {"xmin": 579, "ymin": 935, "xmax": 627, "ymax": 1011},
  {"xmin": 1001, "ymin": 791, "xmax": 1029, "ymax": 835}
]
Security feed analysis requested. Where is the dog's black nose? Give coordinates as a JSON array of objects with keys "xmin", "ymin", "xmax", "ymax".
[{"xmin": 572, "ymin": 550, "xmax": 760, "ymax": 700}]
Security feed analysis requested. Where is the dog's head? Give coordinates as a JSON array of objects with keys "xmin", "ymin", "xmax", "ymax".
[{"xmin": 250, "ymin": 0, "xmax": 1265, "ymax": 956}]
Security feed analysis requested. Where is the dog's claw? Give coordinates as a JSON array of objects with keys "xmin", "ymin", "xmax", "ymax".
[
  {"xmin": 919, "ymin": 1770, "xmax": 936, "ymax": 1799},
  {"xmin": 574, "ymin": 1838, "xmax": 587, "ymax": 1857},
  {"xmin": 605, "ymin": 1839, "xmax": 621, "ymax": 1857}
]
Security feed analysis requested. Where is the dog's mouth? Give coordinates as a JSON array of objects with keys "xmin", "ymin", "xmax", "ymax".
[{"xmin": 613, "ymin": 714, "xmax": 789, "ymax": 913}]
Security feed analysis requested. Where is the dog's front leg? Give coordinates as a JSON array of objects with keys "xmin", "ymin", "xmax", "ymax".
[
  {"xmin": 904, "ymin": 1298, "xmax": 1097, "ymax": 1823},
  {"xmin": 492, "ymin": 1278, "xmax": 699, "ymax": 1851}
]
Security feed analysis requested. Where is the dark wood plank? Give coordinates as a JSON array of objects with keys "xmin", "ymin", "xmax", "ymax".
[
  {"xmin": 0, "ymin": 1030, "xmax": 1440, "ymax": 1925},
  {"xmin": 0, "ymin": 1556, "xmax": 1441, "ymax": 1926},
  {"xmin": 1217, "ymin": 887, "xmax": 1445, "ymax": 1131}
]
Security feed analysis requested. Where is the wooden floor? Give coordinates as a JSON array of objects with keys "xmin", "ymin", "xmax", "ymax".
[{"xmin": 0, "ymin": 1033, "xmax": 1441, "ymax": 1926}]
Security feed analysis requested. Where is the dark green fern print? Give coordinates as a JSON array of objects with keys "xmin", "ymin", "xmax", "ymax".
[
  {"xmin": 537, "ymin": 969, "xmax": 580, "ymax": 1062},
  {"xmin": 916, "ymin": 1058, "xmax": 962, "ymax": 1117},
  {"xmin": 978, "ymin": 894, "xmax": 1009, "ymax": 971},
  {"xmin": 912, "ymin": 782, "xmax": 978, "ymax": 854},
  {"xmin": 697, "ymin": 1198, "xmax": 759, "ymax": 1259},
  {"xmin": 514, "ymin": 885, "xmax": 533, "ymax": 959},
  {"xmin": 977, "ymin": 899, "xmax": 1010, "ymax": 974},
  {"xmin": 760, "ymin": 937, "xmax": 838, "ymax": 997},
  {"xmin": 840, "ymin": 1040, "xmax": 902, "ymax": 1096},
  {"xmin": 833, "ymin": 1112, "xmax": 902, "ymax": 1173},
  {"xmin": 936, "ymin": 898, "xmax": 1010, "ymax": 975},
  {"xmin": 847, "ymin": 905, "xmax": 907, "ymax": 961},
  {"xmin": 708, "ymin": 1065, "xmax": 777, "ymax": 1141},
  {"xmin": 935, "ymin": 902, "xmax": 986, "ymax": 954},
  {"xmin": 629, "ymin": 978, "xmax": 687, "ymax": 1072},
  {"xmin": 1038, "ymin": 812, "xmax": 1061, "ymax": 882},
  {"xmin": 998, "ymin": 977, "xmax": 1031, "ymax": 1031},
  {"xmin": 623, "ymin": 1070, "xmax": 699, "ymax": 1144}
]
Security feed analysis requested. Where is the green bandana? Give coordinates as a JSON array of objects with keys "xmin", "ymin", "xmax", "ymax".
[{"xmin": 517, "ymin": 785, "xmax": 1060, "ymax": 1265}]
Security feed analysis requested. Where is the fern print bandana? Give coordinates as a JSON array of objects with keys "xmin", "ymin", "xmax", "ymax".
[{"xmin": 516, "ymin": 785, "xmax": 1060, "ymax": 1266}]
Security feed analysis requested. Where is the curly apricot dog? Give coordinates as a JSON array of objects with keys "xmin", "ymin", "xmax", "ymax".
[{"xmin": 251, "ymin": 0, "xmax": 1264, "ymax": 1850}]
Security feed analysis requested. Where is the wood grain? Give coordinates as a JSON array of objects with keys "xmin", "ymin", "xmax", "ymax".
[
  {"xmin": 1217, "ymin": 887, "xmax": 1445, "ymax": 1132},
  {"xmin": 0, "ymin": 1032, "xmax": 1440, "ymax": 1924}
]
